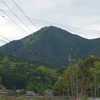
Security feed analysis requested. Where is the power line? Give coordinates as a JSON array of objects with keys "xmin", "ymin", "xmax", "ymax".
[
  {"xmin": 1, "ymin": 0, "xmax": 34, "ymax": 33},
  {"xmin": 0, "ymin": 9, "xmax": 29, "ymax": 35},
  {"xmin": 0, "ymin": 39, "xmax": 7, "ymax": 44},
  {"xmin": 12, "ymin": 0, "xmax": 38, "ymax": 30},
  {"xmin": 0, "ymin": 10, "xmax": 100, "ymax": 35},
  {"xmin": 0, "ymin": 11, "xmax": 100, "ymax": 39},
  {"xmin": 1, "ymin": 9, "xmax": 100, "ymax": 37},
  {"xmin": 0, "ymin": 13, "xmax": 27, "ymax": 35},
  {"xmin": 0, "ymin": 9, "xmax": 57, "ymax": 59},
  {"xmin": 0, "ymin": 34, "xmax": 10, "ymax": 42},
  {"xmin": 0, "ymin": 15, "xmax": 11, "ymax": 42}
]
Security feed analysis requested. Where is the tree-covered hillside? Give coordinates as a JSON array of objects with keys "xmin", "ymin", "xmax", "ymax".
[
  {"xmin": 0, "ymin": 52, "xmax": 58, "ymax": 92},
  {"xmin": 0, "ymin": 26, "xmax": 100, "ymax": 66},
  {"xmin": 1, "ymin": 51, "xmax": 100, "ymax": 98},
  {"xmin": 53, "ymin": 55, "xmax": 100, "ymax": 98}
]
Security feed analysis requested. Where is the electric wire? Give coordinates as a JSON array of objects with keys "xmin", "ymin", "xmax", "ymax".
[
  {"xmin": 0, "ymin": 0, "xmax": 100, "ymax": 39},
  {"xmin": 0, "ymin": 32, "xmax": 27, "ymax": 61},
  {"xmin": 1, "ymin": 0, "xmax": 99, "ymax": 91},
  {"xmin": 0, "ymin": 9, "xmax": 29, "ymax": 35},
  {"xmin": 0, "ymin": 9, "xmax": 100, "ymax": 37},
  {"xmin": 12, "ymin": 0, "xmax": 38, "ymax": 30},
  {"xmin": 1, "ymin": 0, "xmax": 34, "ymax": 33},
  {"xmin": 0, "ymin": 11, "xmax": 57, "ymax": 59},
  {"xmin": 0, "ymin": 14, "xmax": 11, "ymax": 42},
  {"xmin": 0, "ymin": 13, "xmax": 29, "ymax": 35},
  {"xmin": 0, "ymin": 39, "xmax": 7, "ymax": 44},
  {"xmin": 0, "ymin": 34, "xmax": 10, "ymax": 42}
]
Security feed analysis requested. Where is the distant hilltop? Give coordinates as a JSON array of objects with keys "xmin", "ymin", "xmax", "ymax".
[{"xmin": 0, "ymin": 26, "xmax": 100, "ymax": 66}]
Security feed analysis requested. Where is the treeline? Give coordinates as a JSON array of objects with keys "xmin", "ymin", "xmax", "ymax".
[
  {"xmin": 0, "ymin": 52, "xmax": 58, "ymax": 93},
  {"xmin": 0, "ymin": 52, "xmax": 100, "ymax": 97},
  {"xmin": 53, "ymin": 55, "xmax": 100, "ymax": 97}
]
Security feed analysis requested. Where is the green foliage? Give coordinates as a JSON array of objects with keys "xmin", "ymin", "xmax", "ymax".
[
  {"xmin": 26, "ymin": 66, "xmax": 58, "ymax": 94},
  {"xmin": 1, "ymin": 24, "xmax": 100, "ymax": 97},
  {"xmin": 1, "ymin": 26, "xmax": 100, "ymax": 66},
  {"xmin": 79, "ymin": 95, "xmax": 88, "ymax": 100},
  {"xmin": 0, "ymin": 97, "xmax": 54, "ymax": 100},
  {"xmin": 0, "ymin": 52, "xmax": 58, "ymax": 93},
  {"xmin": 53, "ymin": 55, "xmax": 100, "ymax": 97},
  {"xmin": 0, "ymin": 76, "xmax": 2, "ymax": 85},
  {"xmin": 1, "ymin": 49, "xmax": 100, "ymax": 98}
]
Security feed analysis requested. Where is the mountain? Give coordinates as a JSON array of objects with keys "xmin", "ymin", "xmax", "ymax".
[
  {"xmin": 0, "ymin": 26, "xmax": 100, "ymax": 66},
  {"xmin": 0, "ymin": 51, "xmax": 60, "ymax": 69},
  {"xmin": 0, "ymin": 51, "xmax": 59, "ymax": 90}
]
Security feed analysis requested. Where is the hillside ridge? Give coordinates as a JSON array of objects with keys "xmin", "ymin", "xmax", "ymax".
[{"xmin": 0, "ymin": 26, "xmax": 100, "ymax": 66}]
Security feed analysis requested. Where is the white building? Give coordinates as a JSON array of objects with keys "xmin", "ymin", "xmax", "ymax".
[
  {"xmin": 25, "ymin": 91, "xmax": 36, "ymax": 96},
  {"xmin": 0, "ymin": 90, "xmax": 6, "ymax": 97},
  {"xmin": 44, "ymin": 90, "xmax": 53, "ymax": 96}
]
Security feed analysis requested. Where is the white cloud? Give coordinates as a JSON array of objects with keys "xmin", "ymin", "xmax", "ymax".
[{"xmin": 0, "ymin": 0, "xmax": 100, "ymax": 46}]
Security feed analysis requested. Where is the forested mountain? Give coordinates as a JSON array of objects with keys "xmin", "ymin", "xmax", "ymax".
[
  {"xmin": 0, "ymin": 26, "xmax": 100, "ymax": 66},
  {"xmin": 0, "ymin": 52, "xmax": 58, "ymax": 90},
  {"xmin": 0, "ymin": 52, "xmax": 60, "ymax": 69},
  {"xmin": 0, "ymin": 48, "xmax": 100, "ymax": 96}
]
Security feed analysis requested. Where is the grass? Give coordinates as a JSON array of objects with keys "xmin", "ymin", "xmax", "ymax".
[
  {"xmin": 0, "ymin": 96, "xmax": 70, "ymax": 100},
  {"xmin": 0, "ymin": 97, "xmax": 50, "ymax": 100}
]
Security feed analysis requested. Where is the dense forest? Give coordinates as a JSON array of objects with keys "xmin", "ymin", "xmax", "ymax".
[
  {"xmin": 0, "ymin": 26, "xmax": 100, "ymax": 99},
  {"xmin": 0, "ymin": 51, "xmax": 100, "ymax": 98},
  {"xmin": 1, "ymin": 26, "xmax": 100, "ymax": 66},
  {"xmin": 53, "ymin": 55, "xmax": 100, "ymax": 97},
  {"xmin": 0, "ymin": 52, "xmax": 58, "ymax": 93}
]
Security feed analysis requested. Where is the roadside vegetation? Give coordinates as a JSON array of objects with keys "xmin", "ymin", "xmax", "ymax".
[{"xmin": 0, "ymin": 53, "xmax": 100, "ymax": 99}]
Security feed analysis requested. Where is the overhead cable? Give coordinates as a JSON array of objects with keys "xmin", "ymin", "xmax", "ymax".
[
  {"xmin": 0, "ymin": 13, "xmax": 27, "ymax": 35},
  {"xmin": 0, "ymin": 9, "xmax": 29, "ymax": 35},
  {"xmin": 1, "ymin": 9, "xmax": 100, "ymax": 35},
  {"xmin": 0, "ymin": 39, "xmax": 7, "ymax": 44},
  {"xmin": 1, "ymin": 0, "xmax": 34, "ymax": 33},
  {"xmin": 0, "ymin": 34, "xmax": 10, "ymax": 42},
  {"xmin": 1, "ymin": 9, "xmax": 100, "ymax": 36},
  {"xmin": 12, "ymin": 0, "xmax": 39, "ymax": 30}
]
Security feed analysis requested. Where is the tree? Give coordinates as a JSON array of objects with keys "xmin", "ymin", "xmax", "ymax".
[
  {"xmin": 53, "ymin": 55, "xmax": 100, "ymax": 98},
  {"xmin": 0, "ymin": 76, "xmax": 2, "ymax": 85},
  {"xmin": 26, "ymin": 66, "xmax": 58, "ymax": 94}
]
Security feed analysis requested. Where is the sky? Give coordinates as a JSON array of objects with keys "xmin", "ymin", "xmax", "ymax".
[{"xmin": 0, "ymin": 0, "xmax": 100, "ymax": 46}]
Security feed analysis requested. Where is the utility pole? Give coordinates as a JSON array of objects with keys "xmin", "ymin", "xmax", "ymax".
[
  {"xmin": 94, "ymin": 71, "xmax": 96, "ymax": 98},
  {"xmin": 68, "ymin": 54, "xmax": 78, "ymax": 100},
  {"xmin": 68, "ymin": 54, "xmax": 72, "ymax": 63},
  {"xmin": 68, "ymin": 54, "xmax": 74, "ymax": 100}
]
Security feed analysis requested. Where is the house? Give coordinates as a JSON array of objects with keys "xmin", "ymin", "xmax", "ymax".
[
  {"xmin": 44, "ymin": 90, "xmax": 53, "ymax": 97},
  {"xmin": 25, "ymin": 91, "xmax": 36, "ymax": 96},
  {"xmin": 16, "ymin": 89, "xmax": 24, "ymax": 93},
  {"xmin": 0, "ymin": 90, "xmax": 6, "ymax": 97}
]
